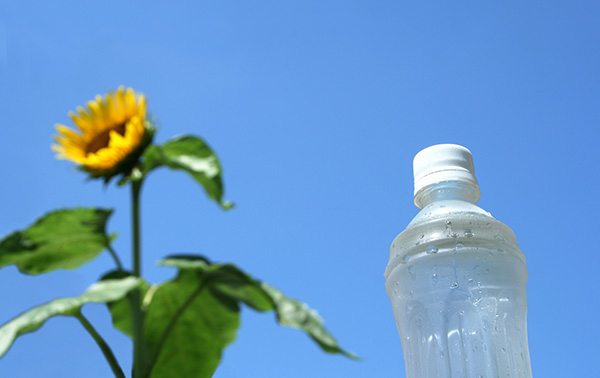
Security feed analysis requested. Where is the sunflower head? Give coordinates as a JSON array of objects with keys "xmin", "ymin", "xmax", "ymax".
[{"xmin": 53, "ymin": 87, "xmax": 155, "ymax": 183}]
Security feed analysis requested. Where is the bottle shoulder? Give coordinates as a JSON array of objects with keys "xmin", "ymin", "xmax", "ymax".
[
  {"xmin": 408, "ymin": 199, "xmax": 493, "ymax": 226},
  {"xmin": 384, "ymin": 200, "xmax": 525, "ymax": 279}
]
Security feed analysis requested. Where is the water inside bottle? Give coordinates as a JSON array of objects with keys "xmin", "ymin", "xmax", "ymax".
[{"xmin": 387, "ymin": 242, "xmax": 531, "ymax": 378}]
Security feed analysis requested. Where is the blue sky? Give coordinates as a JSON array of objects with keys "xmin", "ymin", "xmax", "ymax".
[{"xmin": 0, "ymin": 1, "xmax": 598, "ymax": 377}]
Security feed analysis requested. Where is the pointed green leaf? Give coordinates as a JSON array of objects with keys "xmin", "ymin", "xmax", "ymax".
[
  {"xmin": 0, "ymin": 277, "xmax": 141, "ymax": 359},
  {"xmin": 158, "ymin": 255, "xmax": 356, "ymax": 359},
  {"xmin": 259, "ymin": 282, "xmax": 357, "ymax": 359},
  {"xmin": 141, "ymin": 136, "xmax": 233, "ymax": 209},
  {"xmin": 0, "ymin": 208, "xmax": 114, "ymax": 275},
  {"xmin": 144, "ymin": 270, "xmax": 240, "ymax": 378}
]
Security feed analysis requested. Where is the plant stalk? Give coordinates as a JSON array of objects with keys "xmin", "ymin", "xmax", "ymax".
[
  {"xmin": 131, "ymin": 179, "xmax": 145, "ymax": 377},
  {"xmin": 76, "ymin": 311, "xmax": 126, "ymax": 378}
]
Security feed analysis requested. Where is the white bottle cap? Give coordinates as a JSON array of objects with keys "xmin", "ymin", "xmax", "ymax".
[{"xmin": 413, "ymin": 144, "xmax": 481, "ymax": 204}]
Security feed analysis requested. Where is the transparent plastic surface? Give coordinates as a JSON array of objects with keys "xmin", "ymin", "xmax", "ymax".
[{"xmin": 385, "ymin": 198, "xmax": 532, "ymax": 378}]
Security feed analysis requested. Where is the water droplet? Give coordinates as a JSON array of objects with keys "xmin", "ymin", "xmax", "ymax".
[
  {"xmin": 426, "ymin": 246, "xmax": 438, "ymax": 254},
  {"xmin": 485, "ymin": 268, "xmax": 490, "ymax": 274},
  {"xmin": 408, "ymin": 266, "xmax": 415, "ymax": 280},
  {"xmin": 444, "ymin": 220, "xmax": 459, "ymax": 238},
  {"xmin": 432, "ymin": 273, "xmax": 438, "ymax": 284},
  {"xmin": 409, "ymin": 289, "xmax": 414, "ymax": 297},
  {"xmin": 419, "ymin": 234, "xmax": 424, "ymax": 239},
  {"xmin": 473, "ymin": 297, "xmax": 482, "ymax": 305},
  {"xmin": 467, "ymin": 278, "xmax": 474, "ymax": 284},
  {"xmin": 453, "ymin": 242, "xmax": 464, "ymax": 253},
  {"xmin": 440, "ymin": 351, "xmax": 445, "ymax": 359},
  {"xmin": 464, "ymin": 229, "xmax": 474, "ymax": 237},
  {"xmin": 450, "ymin": 282, "xmax": 459, "ymax": 289},
  {"xmin": 402, "ymin": 254, "xmax": 411, "ymax": 263},
  {"xmin": 501, "ymin": 347, "xmax": 506, "ymax": 353}
]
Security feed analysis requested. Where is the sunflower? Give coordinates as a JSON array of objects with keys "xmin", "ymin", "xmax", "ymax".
[{"xmin": 53, "ymin": 87, "xmax": 154, "ymax": 182}]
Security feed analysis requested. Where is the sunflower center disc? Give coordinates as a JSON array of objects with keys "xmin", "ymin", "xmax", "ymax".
[{"xmin": 85, "ymin": 124, "xmax": 126, "ymax": 155}]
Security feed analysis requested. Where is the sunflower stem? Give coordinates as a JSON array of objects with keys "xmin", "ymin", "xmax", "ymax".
[
  {"xmin": 131, "ymin": 179, "xmax": 146, "ymax": 377},
  {"xmin": 132, "ymin": 180, "xmax": 142, "ymax": 277},
  {"xmin": 76, "ymin": 311, "xmax": 126, "ymax": 378}
]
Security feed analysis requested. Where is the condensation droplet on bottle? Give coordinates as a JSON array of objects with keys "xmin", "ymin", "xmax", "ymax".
[
  {"xmin": 440, "ymin": 351, "xmax": 445, "ymax": 359},
  {"xmin": 454, "ymin": 242, "xmax": 464, "ymax": 254},
  {"xmin": 408, "ymin": 266, "xmax": 415, "ymax": 280},
  {"xmin": 450, "ymin": 282, "xmax": 459, "ymax": 289},
  {"xmin": 464, "ymin": 229, "xmax": 474, "ymax": 237},
  {"xmin": 432, "ymin": 273, "xmax": 438, "ymax": 284},
  {"xmin": 426, "ymin": 246, "xmax": 438, "ymax": 254},
  {"xmin": 467, "ymin": 278, "xmax": 474, "ymax": 284},
  {"xmin": 402, "ymin": 254, "xmax": 411, "ymax": 263},
  {"xmin": 419, "ymin": 234, "xmax": 424, "ymax": 239},
  {"xmin": 445, "ymin": 220, "xmax": 458, "ymax": 238},
  {"xmin": 409, "ymin": 290, "xmax": 414, "ymax": 297}
]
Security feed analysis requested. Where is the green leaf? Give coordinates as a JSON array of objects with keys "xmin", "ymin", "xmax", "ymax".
[
  {"xmin": 141, "ymin": 135, "xmax": 233, "ymax": 209},
  {"xmin": 144, "ymin": 270, "xmax": 240, "ymax": 378},
  {"xmin": 0, "ymin": 277, "xmax": 141, "ymax": 359},
  {"xmin": 158, "ymin": 255, "xmax": 356, "ymax": 359},
  {"xmin": 100, "ymin": 270, "xmax": 153, "ymax": 339},
  {"xmin": 159, "ymin": 255, "xmax": 273, "ymax": 311},
  {"xmin": 259, "ymin": 282, "xmax": 357, "ymax": 359},
  {"xmin": 0, "ymin": 208, "xmax": 114, "ymax": 275}
]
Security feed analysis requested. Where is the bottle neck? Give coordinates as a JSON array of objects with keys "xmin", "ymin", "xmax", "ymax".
[{"xmin": 414, "ymin": 181, "xmax": 480, "ymax": 209}]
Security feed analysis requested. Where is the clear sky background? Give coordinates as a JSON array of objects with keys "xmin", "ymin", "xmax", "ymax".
[{"xmin": 0, "ymin": 1, "xmax": 598, "ymax": 377}]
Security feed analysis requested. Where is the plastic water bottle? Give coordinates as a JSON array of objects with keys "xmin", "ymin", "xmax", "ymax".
[{"xmin": 384, "ymin": 144, "xmax": 532, "ymax": 378}]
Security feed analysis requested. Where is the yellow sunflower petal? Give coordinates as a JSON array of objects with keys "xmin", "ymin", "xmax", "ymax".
[
  {"xmin": 55, "ymin": 124, "xmax": 85, "ymax": 146},
  {"xmin": 124, "ymin": 88, "xmax": 137, "ymax": 117}
]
